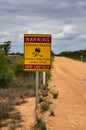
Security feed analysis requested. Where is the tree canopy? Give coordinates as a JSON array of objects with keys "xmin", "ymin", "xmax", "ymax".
[{"xmin": 0, "ymin": 41, "xmax": 11, "ymax": 55}]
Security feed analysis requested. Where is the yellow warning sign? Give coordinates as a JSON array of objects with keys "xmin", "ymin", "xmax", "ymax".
[{"xmin": 24, "ymin": 34, "xmax": 51, "ymax": 71}]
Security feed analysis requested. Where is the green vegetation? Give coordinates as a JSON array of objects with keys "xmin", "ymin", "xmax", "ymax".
[
  {"xmin": 51, "ymin": 91, "xmax": 59, "ymax": 99},
  {"xmin": 50, "ymin": 109, "xmax": 55, "ymax": 116},
  {"xmin": 34, "ymin": 117, "xmax": 47, "ymax": 130},
  {"xmin": 57, "ymin": 49, "xmax": 86, "ymax": 62},
  {"xmin": 0, "ymin": 41, "xmax": 11, "ymax": 55},
  {"xmin": 0, "ymin": 50, "xmax": 13, "ymax": 88},
  {"xmin": 14, "ymin": 60, "xmax": 35, "ymax": 77},
  {"xmin": 25, "ymin": 81, "xmax": 35, "ymax": 89},
  {"xmin": 40, "ymin": 100, "xmax": 50, "ymax": 112},
  {"xmin": 39, "ymin": 85, "xmax": 49, "ymax": 97}
]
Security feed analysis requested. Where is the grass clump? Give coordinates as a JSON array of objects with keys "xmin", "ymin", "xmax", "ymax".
[
  {"xmin": 39, "ymin": 96, "xmax": 44, "ymax": 103},
  {"xmin": 50, "ymin": 109, "xmax": 55, "ymax": 116},
  {"xmin": 0, "ymin": 102, "xmax": 11, "ymax": 120},
  {"xmin": 51, "ymin": 91, "xmax": 59, "ymax": 99},
  {"xmin": 25, "ymin": 81, "xmax": 35, "ymax": 89},
  {"xmin": 8, "ymin": 124, "xmax": 17, "ymax": 130},
  {"xmin": 40, "ymin": 100, "xmax": 50, "ymax": 112},
  {"xmin": 42, "ymin": 90, "xmax": 48, "ymax": 97},
  {"xmin": 39, "ymin": 85, "xmax": 49, "ymax": 98},
  {"xmin": 34, "ymin": 117, "xmax": 47, "ymax": 130},
  {"xmin": 41, "ymin": 85, "xmax": 49, "ymax": 91}
]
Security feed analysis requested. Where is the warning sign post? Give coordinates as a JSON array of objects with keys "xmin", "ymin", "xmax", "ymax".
[
  {"xmin": 24, "ymin": 34, "xmax": 51, "ymax": 71},
  {"xmin": 24, "ymin": 34, "xmax": 51, "ymax": 111}
]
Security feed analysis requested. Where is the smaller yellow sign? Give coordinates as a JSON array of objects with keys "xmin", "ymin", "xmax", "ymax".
[{"xmin": 24, "ymin": 34, "xmax": 51, "ymax": 71}]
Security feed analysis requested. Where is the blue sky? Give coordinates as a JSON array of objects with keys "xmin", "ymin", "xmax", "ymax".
[{"xmin": 0, "ymin": 0, "xmax": 86, "ymax": 54}]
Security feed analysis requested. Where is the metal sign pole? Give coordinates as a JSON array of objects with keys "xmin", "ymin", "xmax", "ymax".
[
  {"xmin": 43, "ymin": 71, "xmax": 46, "ymax": 85},
  {"xmin": 36, "ymin": 71, "xmax": 39, "ymax": 110}
]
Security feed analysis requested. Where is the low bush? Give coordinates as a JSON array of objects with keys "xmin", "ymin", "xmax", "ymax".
[
  {"xmin": 51, "ymin": 91, "xmax": 59, "ymax": 99},
  {"xmin": 40, "ymin": 100, "xmax": 50, "ymax": 112},
  {"xmin": 35, "ymin": 117, "xmax": 47, "ymax": 130},
  {"xmin": 0, "ymin": 50, "xmax": 13, "ymax": 88},
  {"xmin": 25, "ymin": 81, "xmax": 35, "ymax": 89},
  {"xmin": 39, "ymin": 96, "xmax": 43, "ymax": 103},
  {"xmin": 50, "ymin": 109, "xmax": 55, "ymax": 116},
  {"xmin": 0, "ymin": 101, "xmax": 12, "ymax": 120},
  {"xmin": 42, "ymin": 90, "xmax": 48, "ymax": 97}
]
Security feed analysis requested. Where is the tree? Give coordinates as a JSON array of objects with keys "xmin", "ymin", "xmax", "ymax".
[
  {"xmin": 4, "ymin": 41, "xmax": 11, "ymax": 55},
  {"xmin": 0, "ymin": 49, "xmax": 13, "ymax": 88},
  {"xmin": 0, "ymin": 41, "xmax": 11, "ymax": 55}
]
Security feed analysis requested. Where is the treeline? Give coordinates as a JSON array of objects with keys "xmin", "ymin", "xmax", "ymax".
[{"xmin": 57, "ymin": 50, "xmax": 86, "ymax": 62}]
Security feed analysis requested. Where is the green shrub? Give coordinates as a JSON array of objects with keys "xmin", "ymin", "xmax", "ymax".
[
  {"xmin": 25, "ymin": 81, "xmax": 35, "ymax": 89},
  {"xmin": 9, "ymin": 124, "xmax": 17, "ymax": 130},
  {"xmin": 46, "ymin": 72, "xmax": 51, "ymax": 80},
  {"xmin": 41, "ymin": 85, "xmax": 49, "ymax": 91},
  {"xmin": 14, "ymin": 60, "xmax": 25, "ymax": 77},
  {"xmin": 50, "ymin": 109, "xmax": 55, "ymax": 116},
  {"xmin": 42, "ymin": 90, "xmax": 48, "ymax": 97},
  {"xmin": 0, "ymin": 50, "xmax": 13, "ymax": 87},
  {"xmin": 39, "ymin": 96, "xmax": 43, "ymax": 103},
  {"xmin": 51, "ymin": 91, "xmax": 59, "ymax": 99},
  {"xmin": 0, "ymin": 102, "xmax": 11, "ymax": 120},
  {"xmin": 40, "ymin": 100, "xmax": 50, "ymax": 112},
  {"xmin": 35, "ymin": 117, "xmax": 47, "ymax": 130},
  {"xmin": 40, "ymin": 85, "xmax": 49, "ymax": 97},
  {"xmin": 14, "ymin": 60, "xmax": 35, "ymax": 78}
]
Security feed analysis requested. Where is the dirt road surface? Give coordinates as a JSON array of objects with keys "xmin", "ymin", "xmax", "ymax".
[
  {"xmin": 17, "ymin": 57, "xmax": 86, "ymax": 130},
  {"xmin": 46, "ymin": 57, "xmax": 86, "ymax": 130}
]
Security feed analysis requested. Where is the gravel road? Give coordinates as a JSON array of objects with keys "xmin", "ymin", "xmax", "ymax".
[{"xmin": 46, "ymin": 57, "xmax": 86, "ymax": 130}]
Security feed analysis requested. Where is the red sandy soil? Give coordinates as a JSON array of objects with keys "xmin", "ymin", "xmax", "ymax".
[{"xmin": 17, "ymin": 57, "xmax": 86, "ymax": 130}]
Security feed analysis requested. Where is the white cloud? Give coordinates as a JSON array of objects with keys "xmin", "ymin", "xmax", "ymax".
[
  {"xmin": 63, "ymin": 25, "xmax": 77, "ymax": 35},
  {"xmin": 53, "ymin": 25, "xmax": 79, "ymax": 40},
  {"xmin": 81, "ymin": 34, "xmax": 86, "ymax": 39},
  {"xmin": 77, "ymin": 34, "xmax": 86, "ymax": 41}
]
